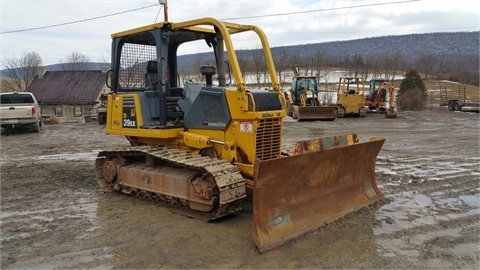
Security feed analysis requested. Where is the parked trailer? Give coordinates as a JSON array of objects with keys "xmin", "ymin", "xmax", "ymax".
[{"xmin": 440, "ymin": 85, "xmax": 479, "ymax": 113}]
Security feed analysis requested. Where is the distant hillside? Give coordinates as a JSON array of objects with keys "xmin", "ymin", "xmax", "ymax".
[
  {"xmin": 1, "ymin": 31, "xmax": 478, "ymax": 77},
  {"xmin": 177, "ymin": 31, "xmax": 479, "ymax": 67},
  {"xmin": 41, "ymin": 62, "xmax": 110, "ymax": 72},
  {"xmin": 284, "ymin": 32, "xmax": 478, "ymax": 59},
  {"xmin": 0, "ymin": 62, "xmax": 109, "ymax": 78}
]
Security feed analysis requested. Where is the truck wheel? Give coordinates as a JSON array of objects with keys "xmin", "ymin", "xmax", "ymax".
[
  {"xmin": 448, "ymin": 101, "xmax": 456, "ymax": 111},
  {"xmin": 454, "ymin": 102, "xmax": 461, "ymax": 111},
  {"xmin": 98, "ymin": 115, "xmax": 106, "ymax": 125},
  {"xmin": 32, "ymin": 121, "xmax": 40, "ymax": 132},
  {"xmin": 98, "ymin": 113, "xmax": 107, "ymax": 125}
]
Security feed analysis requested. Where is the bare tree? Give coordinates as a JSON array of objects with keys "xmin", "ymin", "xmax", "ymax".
[
  {"xmin": 1, "ymin": 51, "xmax": 43, "ymax": 91},
  {"xmin": 290, "ymin": 49, "xmax": 301, "ymax": 74},
  {"xmin": 365, "ymin": 53, "xmax": 381, "ymax": 80},
  {"xmin": 345, "ymin": 54, "xmax": 364, "ymax": 78},
  {"xmin": 361, "ymin": 52, "xmax": 405, "ymax": 81},
  {"xmin": 378, "ymin": 52, "xmax": 396, "ymax": 80},
  {"xmin": 389, "ymin": 52, "xmax": 406, "ymax": 81},
  {"xmin": 61, "ymin": 51, "xmax": 90, "ymax": 71},
  {"xmin": 236, "ymin": 50, "xmax": 250, "ymax": 82},
  {"xmin": 311, "ymin": 49, "xmax": 332, "ymax": 82},
  {"xmin": 250, "ymin": 48, "xmax": 266, "ymax": 85},
  {"xmin": 439, "ymin": 56, "xmax": 479, "ymax": 85},
  {"xmin": 357, "ymin": 55, "xmax": 370, "ymax": 81},
  {"xmin": 189, "ymin": 53, "xmax": 207, "ymax": 82},
  {"xmin": 273, "ymin": 47, "xmax": 290, "ymax": 85},
  {"xmin": 415, "ymin": 53, "xmax": 435, "ymax": 79}
]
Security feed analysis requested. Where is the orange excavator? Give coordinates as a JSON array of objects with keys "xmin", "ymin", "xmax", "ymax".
[
  {"xmin": 95, "ymin": 13, "xmax": 385, "ymax": 253},
  {"xmin": 365, "ymin": 79, "xmax": 397, "ymax": 118}
]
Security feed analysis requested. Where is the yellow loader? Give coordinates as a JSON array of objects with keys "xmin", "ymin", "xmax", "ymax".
[
  {"xmin": 284, "ymin": 67, "xmax": 337, "ymax": 121},
  {"xmin": 95, "ymin": 16, "xmax": 385, "ymax": 253}
]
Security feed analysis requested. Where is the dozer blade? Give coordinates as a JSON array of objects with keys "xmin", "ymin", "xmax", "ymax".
[
  {"xmin": 252, "ymin": 136, "xmax": 385, "ymax": 253},
  {"xmin": 295, "ymin": 106, "xmax": 337, "ymax": 121}
]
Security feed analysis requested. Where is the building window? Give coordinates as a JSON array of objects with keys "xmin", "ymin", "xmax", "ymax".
[
  {"xmin": 55, "ymin": 106, "xmax": 63, "ymax": 117},
  {"xmin": 74, "ymin": 105, "xmax": 82, "ymax": 117}
]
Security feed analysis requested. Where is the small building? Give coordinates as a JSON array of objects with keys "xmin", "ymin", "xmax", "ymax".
[{"xmin": 27, "ymin": 70, "xmax": 109, "ymax": 122}]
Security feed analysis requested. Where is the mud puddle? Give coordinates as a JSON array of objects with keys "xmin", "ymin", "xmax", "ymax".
[{"xmin": 1, "ymin": 110, "xmax": 479, "ymax": 269}]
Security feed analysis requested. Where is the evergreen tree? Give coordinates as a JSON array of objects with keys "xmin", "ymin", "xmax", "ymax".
[{"xmin": 397, "ymin": 69, "xmax": 427, "ymax": 111}]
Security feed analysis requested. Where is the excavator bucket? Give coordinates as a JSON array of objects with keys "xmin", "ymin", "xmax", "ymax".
[
  {"xmin": 385, "ymin": 108, "xmax": 397, "ymax": 118},
  {"xmin": 294, "ymin": 105, "xmax": 337, "ymax": 121},
  {"xmin": 252, "ymin": 134, "xmax": 385, "ymax": 253}
]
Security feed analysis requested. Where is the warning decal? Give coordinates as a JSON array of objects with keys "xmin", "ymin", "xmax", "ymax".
[{"xmin": 240, "ymin": 121, "xmax": 253, "ymax": 133}]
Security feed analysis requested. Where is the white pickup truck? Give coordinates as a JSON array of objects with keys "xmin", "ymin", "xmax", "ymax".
[{"xmin": 0, "ymin": 92, "xmax": 42, "ymax": 134}]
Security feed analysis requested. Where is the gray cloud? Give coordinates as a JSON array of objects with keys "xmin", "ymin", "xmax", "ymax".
[{"xmin": 1, "ymin": 0, "xmax": 477, "ymax": 65}]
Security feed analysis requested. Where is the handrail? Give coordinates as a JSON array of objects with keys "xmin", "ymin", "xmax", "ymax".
[{"xmin": 113, "ymin": 18, "xmax": 280, "ymax": 94}]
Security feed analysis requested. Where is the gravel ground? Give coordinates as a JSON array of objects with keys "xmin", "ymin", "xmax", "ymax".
[{"xmin": 1, "ymin": 108, "xmax": 479, "ymax": 269}]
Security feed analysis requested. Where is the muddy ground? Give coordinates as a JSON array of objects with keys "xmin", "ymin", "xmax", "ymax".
[{"xmin": 1, "ymin": 108, "xmax": 479, "ymax": 269}]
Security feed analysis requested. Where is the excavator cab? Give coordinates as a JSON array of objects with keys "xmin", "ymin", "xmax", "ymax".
[
  {"xmin": 367, "ymin": 79, "xmax": 387, "ymax": 103},
  {"xmin": 365, "ymin": 79, "xmax": 397, "ymax": 118},
  {"xmin": 97, "ymin": 17, "xmax": 385, "ymax": 253}
]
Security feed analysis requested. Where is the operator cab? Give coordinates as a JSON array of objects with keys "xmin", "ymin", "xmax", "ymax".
[
  {"xmin": 291, "ymin": 77, "xmax": 318, "ymax": 103},
  {"xmin": 108, "ymin": 22, "xmax": 283, "ymax": 131},
  {"xmin": 108, "ymin": 24, "xmax": 230, "ymax": 128},
  {"xmin": 366, "ymin": 79, "xmax": 387, "ymax": 102}
]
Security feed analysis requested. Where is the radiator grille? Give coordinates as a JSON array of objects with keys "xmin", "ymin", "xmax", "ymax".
[
  {"xmin": 123, "ymin": 96, "xmax": 135, "ymax": 106},
  {"xmin": 255, "ymin": 118, "xmax": 282, "ymax": 161}
]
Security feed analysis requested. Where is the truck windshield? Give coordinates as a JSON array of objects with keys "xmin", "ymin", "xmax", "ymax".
[{"xmin": 1, "ymin": 94, "xmax": 34, "ymax": 104}]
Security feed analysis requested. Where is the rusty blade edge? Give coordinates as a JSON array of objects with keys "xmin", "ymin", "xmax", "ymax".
[
  {"xmin": 252, "ymin": 138, "xmax": 385, "ymax": 253},
  {"xmin": 253, "ymin": 195, "xmax": 384, "ymax": 254}
]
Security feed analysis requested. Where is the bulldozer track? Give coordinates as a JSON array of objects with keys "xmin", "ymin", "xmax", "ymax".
[{"xmin": 95, "ymin": 145, "xmax": 247, "ymax": 220}]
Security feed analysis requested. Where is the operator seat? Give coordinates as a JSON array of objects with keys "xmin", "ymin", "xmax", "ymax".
[
  {"xmin": 145, "ymin": 60, "xmax": 159, "ymax": 89},
  {"xmin": 143, "ymin": 60, "xmax": 184, "ymax": 122}
]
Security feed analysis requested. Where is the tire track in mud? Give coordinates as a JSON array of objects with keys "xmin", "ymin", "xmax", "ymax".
[
  {"xmin": 283, "ymin": 111, "xmax": 479, "ymax": 268},
  {"xmin": 0, "ymin": 123, "xmax": 127, "ymax": 166},
  {"xmin": 2, "ymin": 110, "xmax": 479, "ymax": 269},
  {"xmin": 377, "ymin": 155, "xmax": 479, "ymax": 186},
  {"xmin": 374, "ymin": 211, "xmax": 479, "ymax": 268},
  {"xmin": 373, "ymin": 150, "xmax": 480, "ymax": 268},
  {"xmin": 0, "ymin": 160, "xmax": 105, "ymax": 268}
]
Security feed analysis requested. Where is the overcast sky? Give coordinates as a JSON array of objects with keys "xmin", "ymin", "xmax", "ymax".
[{"xmin": 1, "ymin": 0, "xmax": 478, "ymax": 66}]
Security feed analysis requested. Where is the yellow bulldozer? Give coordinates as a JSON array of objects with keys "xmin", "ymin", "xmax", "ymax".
[
  {"xmin": 95, "ymin": 16, "xmax": 385, "ymax": 253},
  {"xmin": 284, "ymin": 67, "xmax": 337, "ymax": 121},
  {"xmin": 336, "ymin": 77, "xmax": 368, "ymax": 117}
]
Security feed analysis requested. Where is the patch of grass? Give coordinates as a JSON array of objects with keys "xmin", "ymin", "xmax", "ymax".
[{"xmin": 42, "ymin": 116, "xmax": 59, "ymax": 125}]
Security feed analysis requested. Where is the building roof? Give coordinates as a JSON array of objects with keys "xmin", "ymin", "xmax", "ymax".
[{"xmin": 27, "ymin": 70, "xmax": 105, "ymax": 105}]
